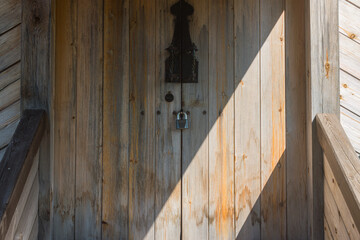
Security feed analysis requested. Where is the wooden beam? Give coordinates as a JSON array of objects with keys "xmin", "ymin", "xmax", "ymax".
[
  {"xmin": 316, "ymin": 113, "xmax": 360, "ymax": 232},
  {"xmin": 0, "ymin": 109, "xmax": 45, "ymax": 240},
  {"xmin": 306, "ymin": 0, "xmax": 339, "ymax": 238}
]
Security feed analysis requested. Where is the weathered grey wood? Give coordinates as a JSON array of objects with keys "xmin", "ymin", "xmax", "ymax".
[
  {"xmin": 234, "ymin": 0, "xmax": 260, "ymax": 238},
  {"xmin": 208, "ymin": 0, "xmax": 234, "ymax": 239},
  {"xmin": 0, "ymin": 62, "xmax": 20, "ymax": 91},
  {"xmin": 339, "ymin": 0, "xmax": 360, "ymax": 44},
  {"xmin": 0, "ymin": 120, "xmax": 19, "ymax": 150},
  {"xmin": 0, "ymin": 110, "xmax": 45, "ymax": 240},
  {"xmin": 53, "ymin": 0, "xmax": 77, "ymax": 238},
  {"xmin": 340, "ymin": 33, "xmax": 360, "ymax": 80},
  {"xmin": 21, "ymin": 1, "xmax": 52, "ymax": 238},
  {"xmin": 155, "ymin": 0, "xmax": 181, "ymax": 239},
  {"xmin": 0, "ymin": 25, "xmax": 21, "ymax": 73},
  {"xmin": 0, "ymin": 80, "xmax": 20, "ymax": 112},
  {"xmin": 285, "ymin": 0, "xmax": 308, "ymax": 238},
  {"xmin": 4, "ymin": 151, "xmax": 38, "ymax": 240},
  {"xmin": 260, "ymin": 0, "xmax": 286, "ymax": 238},
  {"xmin": 324, "ymin": 179, "xmax": 351, "ymax": 240},
  {"xmin": 324, "ymin": 155, "xmax": 360, "ymax": 239},
  {"xmin": 306, "ymin": 0, "xmax": 339, "ymax": 238},
  {"xmin": 0, "ymin": 0, "xmax": 21, "ymax": 35},
  {"xmin": 0, "ymin": 148, "xmax": 5, "ymax": 162},
  {"xmin": 340, "ymin": 70, "xmax": 360, "ymax": 116},
  {"xmin": 181, "ymin": 0, "xmax": 209, "ymax": 238},
  {"xmin": 316, "ymin": 113, "xmax": 360, "ymax": 231},
  {"xmin": 102, "ymin": 0, "xmax": 129, "ymax": 239},
  {"xmin": 28, "ymin": 215, "xmax": 38, "ymax": 240},
  {"xmin": 13, "ymin": 173, "xmax": 39, "ymax": 240},
  {"xmin": 0, "ymin": 101, "xmax": 20, "ymax": 129},
  {"xmin": 340, "ymin": 107, "xmax": 360, "ymax": 154},
  {"xmin": 129, "ymin": 0, "xmax": 156, "ymax": 239},
  {"xmin": 74, "ymin": 0, "xmax": 103, "ymax": 238}
]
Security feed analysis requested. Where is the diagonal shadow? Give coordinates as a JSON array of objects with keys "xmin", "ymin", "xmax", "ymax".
[{"xmin": 122, "ymin": 0, "xmax": 287, "ymax": 239}]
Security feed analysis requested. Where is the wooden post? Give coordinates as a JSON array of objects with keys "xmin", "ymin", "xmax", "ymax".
[
  {"xmin": 306, "ymin": 0, "xmax": 339, "ymax": 239},
  {"xmin": 21, "ymin": 0, "xmax": 52, "ymax": 239}
]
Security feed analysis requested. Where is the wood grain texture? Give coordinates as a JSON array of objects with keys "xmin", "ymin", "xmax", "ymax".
[
  {"xmin": 340, "ymin": 70, "xmax": 360, "ymax": 116},
  {"xmin": 0, "ymin": 80, "xmax": 20, "ymax": 112},
  {"xmin": 21, "ymin": 1, "xmax": 52, "ymax": 239},
  {"xmin": 339, "ymin": 0, "xmax": 360, "ymax": 44},
  {"xmin": 4, "ymin": 151, "xmax": 38, "ymax": 240},
  {"xmin": 29, "ymin": 215, "xmax": 38, "ymax": 240},
  {"xmin": 181, "ymin": 0, "xmax": 209, "ymax": 238},
  {"xmin": 0, "ymin": 110, "xmax": 45, "ymax": 240},
  {"xmin": 0, "ymin": 25, "xmax": 21, "ymax": 73},
  {"xmin": 0, "ymin": 62, "xmax": 20, "ymax": 91},
  {"xmin": 234, "ymin": 0, "xmax": 261, "ymax": 238},
  {"xmin": 340, "ymin": 34, "xmax": 360, "ymax": 80},
  {"xmin": 53, "ymin": 0, "xmax": 77, "ymax": 238},
  {"xmin": 74, "ymin": 0, "xmax": 103, "ymax": 238},
  {"xmin": 324, "ymin": 217, "xmax": 334, "ymax": 240},
  {"xmin": 0, "ymin": 0, "xmax": 21, "ymax": 35},
  {"xmin": 306, "ymin": 0, "xmax": 339, "ymax": 238},
  {"xmin": 155, "ymin": 0, "xmax": 181, "ymax": 239},
  {"xmin": 324, "ymin": 156, "xmax": 360, "ymax": 239},
  {"xmin": 324, "ymin": 178, "xmax": 351, "ymax": 240},
  {"xmin": 316, "ymin": 114, "xmax": 360, "ymax": 231},
  {"xmin": 129, "ymin": 0, "xmax": 156, "ymax": 239},
  {"xmin": 260, "ymin": 0, "xmax": 286, "ymax": 238},
  {"xmin": 340, "ymin": 108, "xmax": 360, "ymax": 155},
  {"xmin": 208, "ymin": 0, "xmax": 235, "ymax": 239},
  {"xmin": 0, "ymin": 120, "xmax": 19, "ymax": 150},
  {"xmin": 285, "ymin": 0, "xmax": 308, "ymax": 238},
  {"xmin": 102, "ymin": 0, "xmax": 129, "ymax": 239},
  {"xmin": 0, "ymin": 101, "xmax": 20, "ymax": 130}
]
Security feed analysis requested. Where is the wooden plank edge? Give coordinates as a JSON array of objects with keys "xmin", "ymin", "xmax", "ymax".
[
  {"xmin": 316, "ymin": 113, "xmax": 360, "ymax": 231},
  {"xmin": 0, "ymin": 109, "xmax": 46, "ymax": 239}
]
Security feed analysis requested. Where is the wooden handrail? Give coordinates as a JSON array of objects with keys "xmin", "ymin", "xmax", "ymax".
[
  {"xmin": 316, "ymin": 113, "xmax": 360, "ymax": 230},
  {"xmin": 0, "ymin": 109, "xmax": 46, "ymax": 239}
]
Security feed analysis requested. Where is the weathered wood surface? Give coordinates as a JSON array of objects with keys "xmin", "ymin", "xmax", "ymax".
[
  {"xmin": 0, "ymin": 25, "xmax": 21, "ymax": 73},
  {"xmin": 340, "ymin": 34, "xmax": 360, "ymax": 81},
  {"xmin": 128, "ymin": 0, "xmax": 156, "ymax": 239},
  {"xmin": 348, "ymin": 0, "xmax": 360, "ymax": 8},
  {"xmin": 340, "ymin": 70, "xmax": 360, "ymax": 117},
  {"xmin": 0, "ymin": 110, "xmax": 45, "ymax": 240},
  {"xmin": 208, "ymin": 0, "xmax": 234, "ymax": 239},
  {"xmin": 340, "ymin": 107, "xmax": 360, "ymax": 155},
  {"xmin": 339, "ymin": 0, "xmax": 360, "ymax": 44},
  {"xmin": 181, "ymin": 0, "xmax": 208, "ymax": 239},
  {"xmin": 306, "ymin": 0, "xmax": 339, "ymax": 238},
  {"xmin": 260, "ymin": 0, "xmax": 286, "ymax": 238},
  {"xmin": 0, "ymin": 62, "xmax": 20, "ymax": 91},
  {"xmin": 234, "ymin": 0, "xmax": 260, "ymax": 238},
  {"xmin": 316, "ymin": 113, "xmax": 360, "ymax": 231},
  {"xmin": 53, "ymin": 0, "xmax": 77, "ymax": 238},
  {"xmin": 102, "ymin": 0, "xmax": 129, "ymax": 239},
  {"xmin": 5, "ymin": 151, "xmax": 38, "ymax": 240},
  {"xmin": 324, "ymin": 217, "xmax": 334, "ymax": 240},
  {"xmin": 324, "ymin": 155, "xmax": 360, "ymax": 239},
  {"xmin": 285, "ymin": 0, "xmax": 308, "ymax": 238},
  {"xmin": 0, "ymin": 120, "xmax": 19, "ymax": 150},
  {"xmin": 155, "ymin": 0, "xmax": 181, "ymax": 239},
  {"xmin": 0, "ymin": 80, "xmax": 20, "ymax": 112},
  {"xmin": 0, "ymin": 101, "xmax": 20, "ymax": 130},
  {"xmin": 0, "ymin": 0, "xmax": 21, "ymax": 35}
]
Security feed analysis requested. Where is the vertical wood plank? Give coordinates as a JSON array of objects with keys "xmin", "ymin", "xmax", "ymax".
[
  {"xmin": 234, "ymin": 0, "xmax": 261, "ymax": 238},
  {"xmin": 285, "ymin": 0, "xmax": 308, "ymax": 238},
  {"xmin": 208, "ymin": 0, "xmax": 235, "ymax": 239},
  {"xmin": 182, "ymin": 0, "xmax": 209, "ymax": 238},
  {"xmin": 53, "ymin": 0, "xmax": 77, "ymax": 238},
  {"xmin": 154, "ymin": 0, "xmax": 181, "ymax": 239},
  {"xmin": 102, "ymin": 0, "xmax": 129, "ymax": 239},
  {"xmin": 74, "ymin": 0, "xmax": 103, "ymax": 238},
  {"xmin": 306, "ymin": 0, "xmax": 339, "ymax": 238},
  {"xmin": 129, "ymin": 0, "xmax": 156, "ymax": 239},
  {"xmin": 260, "ymin": 0, "xmax": 286, "ymax": 238}
]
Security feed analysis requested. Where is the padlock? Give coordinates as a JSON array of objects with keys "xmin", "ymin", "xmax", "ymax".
[{"xmin": 176, "ymin": 111, "xmax": 189, "ymax": 130}]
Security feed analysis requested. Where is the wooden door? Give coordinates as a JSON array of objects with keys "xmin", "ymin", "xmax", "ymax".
[{"xmin": 53, "ymin": 0, "xmax": 308, "ymax": 239}]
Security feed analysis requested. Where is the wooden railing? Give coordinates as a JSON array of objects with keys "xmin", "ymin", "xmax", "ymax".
[
  {"xmin": 0, "ymin": 109, "xmax": 45, "ymax": 240},
  {"xmin": 316, "ymin": 113, "xmax": 360, "ymax": 239}
]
